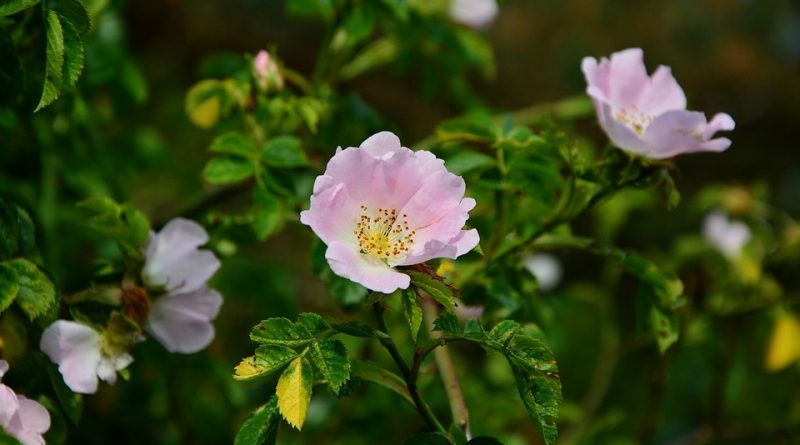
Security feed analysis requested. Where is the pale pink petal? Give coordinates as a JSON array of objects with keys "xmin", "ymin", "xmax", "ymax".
[
  {"xmin": 608, "ymin": 48, "xmax": 649, "ymax": 107},
  {"xmin": 142, "ymin": 218, "xmax": 220, "ymax": 293},
  {"xmin": 40, "ymin": 321, "xmax": 102, "ymax": 394},
  {"xmin": 581, "ymin": 56, "xmax": 611, "ymax": 102},
  {"xmin": 326, "ymin": 241, "xmax": 410, "ymax": 293},
  {"xmin": 359, "ymin": 131, "xmax": 402, "ymax": 157},
  {"xmin": 12, "ymin": 397, "xmax": 50, "ymax": 435},
  {"xmin": 594, "ymin": 101, "xmax": 651, "ymax": 154},
  {"xmin": 5, "ymin": 431, "xmax": 45, "ymax": 445},
  {"xmin": 451, "ymin": 228, "xmax": 480, "ymax": 256},
  {"xmin": 146, "ymin": 288, "xmax": 223, "ymax": 353},
  {"xmin": 254, "ymin": 50, "xmax": 269, "ymax": 78},
  {"xmin": 95, "ymin": 358, "xmax": 118, "ymax": 384},
  {"xmin": 637, "ymin": 65, "xmax": 686, "ymax": 115},
  {"xmin": 323, "ymin": 143, "xmax": 424, "ymax": 211},
  {"xmin": 300, "ymin": 176, "xmax": 361, "ymax": 245},
  {"xmin": 0, "ymin": 385, "xmax": 19, "ymax": 427},
  {"xmin": 643, "ymin": 109, "xmax": 733, "ymax": 158},
  {"xmin": 703, "ymin": 113, "xmax": 735, "ymax": 139}
]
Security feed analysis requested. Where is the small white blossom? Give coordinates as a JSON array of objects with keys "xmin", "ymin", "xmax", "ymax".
[
  {"xmin": 703, "ymin": 210, "xmax": 751, "ymax": 259},
  {"xmin": 0, "ymin": 360, "xmax": 51, "ymax": 445},
  {"xmin": 523, "ymin": 253, "xmax": 563, "ymax": 292},
  {"xmin": 450, "ymin": 0, "xmax": 498, "ymax": 29}
]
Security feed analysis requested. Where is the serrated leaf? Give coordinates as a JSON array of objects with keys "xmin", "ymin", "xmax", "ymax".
[
  {"xmin": 0, "ymin": 263, "xmax": 19, "ymax": 314},
  {"xmin": 78, "ymin": 197, "xmax": 150, "ymax": 260},
  {"xmin": 296, "ymin": 312, "xmax": 330, "ymax": 336},
  {"xmin": 617, "ymin": 252, "xmax": 683, "ymax": 309},
  {"xmin": 0, "ymin": 0, "xmax": 39, "ymax": 16},
  {"xmin": 250, "ymin": 318, "xmax": 313, "ymax": 347},
  {"xmin": 210, "ymin": 131, "xmax": 257, "ymax": 157},
  {"xmin": 234, "ymin": 396, "xmax": 280, "ymax": 445},
  {"xmin": 35, "ymin": 11, "xmax": 65, "ymax": 112},
  {"xmin": 276, "ymin": 356, "xmax": 313, "ymax": 430},
  {"xmin": 309, "ymin": 338, "xmax": 350, "ymax": 394},
  {"xmin": 0, "ymin": 199, "xmax": 35, "ymax": 261},
  {"xmin": 463, "ymin": 319, "xmax": 486, "ymax": 339},
  {"xmin": 407, "ymin": 270, "xmax": 455, "ymax": 312},
  {"xmin": 506, "ymin": 335, "xmax": 561, "ymax": 445},
  {"xmin": 488, "ymin": 320, "xmax": 521, "ymax": 345},
  {"xmin": 234, "ymin": 345, "xmax": 298, "ymax": 381},
  {"xmin": 59, "ymin": 17, "xmax": 84, "ymax": 89},
  {"xmin": 51, "ymin": 0, "xmax": 91, "ymax": 36},
  {"xmin": 262, "ymin": 135, "xmax": 307, "ymax": 168},
  {"xmin": 401, "ymin": 289, "xmax": 422, "ymax": 342},
  {"xmin": 433, "ymin": 312, "xmax": 459, "ymax": 336},
  {"xmin": 202, "ymin": 156, "xmax": 255, "ymax": 185},
  {"xmin": 7, "ymin": 259, "xmax": 56, "ymax": 320}
]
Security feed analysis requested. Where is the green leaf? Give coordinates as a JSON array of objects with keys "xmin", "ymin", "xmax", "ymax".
[
  {"xmin": 210, "ymin": 131, "xmax": 257, "ymax": 157},
  {"xmin": 350, "ymin": 360, "xmax": 413, "ymax": 405},
  {"xmin": 234, "ymin": 395, "xmax": 280, "ymax": 445},
  {"xmin": 331, "ymin": 321, "xmax": 376, "ymax": 338},
  {"xmin": 250, "ymin": 318, "xmax": 313, "ymax": 347},
  {"xmin": 78, "ymin": 198, "xmax": 150, "ymax": 260},
  {"xmin": 0, "ymin": 0, "xmax": 39, "ymax": 16},
  {"xmin": 296, "ymin": 312, "xmax": 330, "ymax": 336},
  {"xmin": 262, "ymin": 135, "xmax": 307, "ymax": 168},
  {"xmin": 59, "ymin": 17, "xmax": 84, "ymax": 89},
  {"xmin": 0, "ymin": 263, "xmax": 19, "ymax": 314},
  {"xmin": 407, "ymin": 270, "xmax": 456, "ymax": 312},
  {"xmin": 402, "ymin": 433, "xmax": 452, "ymax": 445},
  {"xmin": 6, "ymin": 259, "xmax": 56, "ymax": 320},
  {"xmin": 50, "ymin": 0, "xmax": 91, "ymax": 36},
  {"xmin": 506, "ymin": 335, "xmax": 561, "ymax": 445},
  {"xmin": 202, "ymin": 156, "xmax": 255, "ymax": 185},
  {"xmin": 650, "ymin": 305, "xmax": 678, "ymax": 354},
  {"xmin": 401, "ymin": 289, "xmax": 423, "ymax": 343},
  {"xmin": 285, "ymin": 0, "xmax": 333, "ymax": 22},
  {"xmin": 436, "ymin": 115, "xmax": 499, "ymax": 145},
  {"xmin": 35, "ymin": 11, "xmax": 65, "ymax": 112},
  {"xmin": 309, "ymin": 338, "xmax": 350, "ymax": 394},
  {"xmin": 276, "ymin": 356, "xmax": 313, "ymax": 430},
  {"xmin": 46, "ymin": 361, "xmax": 83, "ymax": 424},
  {"xmin": 488, "ymin": 320, "xmax": 521, "ymax": 346},
  {"xmin": 617, "ymin": 252, "xmax": 684, "ymax": 309},
  {"xmin": 233, "ymin": 345, "xmax": 299, "ymax": 381},
  {"xmin": 252, "ymin": 184, "xmax": 281, "ymax": 240},
  {"xmin": 0, "ymin": 199, "xmax": 35, "ymax": 261},
  {"xmin": 445, "ymin": 151, "xmax": 495, "ymax": 176},
  {"xmin": 433, "ymin": 312, "xmax": 460, "ymax": 336}
]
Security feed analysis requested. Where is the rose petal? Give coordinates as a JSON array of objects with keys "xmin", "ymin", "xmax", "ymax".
[
  {"xmin": 40, "ymin": 321, "xmax": 102, "ymax": 394},
  {"xmin": 326, "ymin": 241, "xmax": 410, "ymax": 293},
  {"xmin": 146, "ymin": 288, "xmax": 223, "ymax": 353},
  {"xmin": 13, "ymin": 396, "xmax": 50, "ymax": 435},
  {"xmin": 608, "ymin": 48, "xmax": 649, "ymax": 107},
  {"xmin": 143, "ymin": 218, "xmax": 220, "ymax": 293},
  {"xmin": 637, "ymin": 65, "xmax": 686, "ymax": 115}
]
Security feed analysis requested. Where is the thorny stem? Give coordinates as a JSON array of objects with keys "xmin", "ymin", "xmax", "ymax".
[
  {"xmin": 372, "ymin": 303, "xmax": 446, "ymax": 434},
  {"xmin": 421, "ymin": 297, "xmax": 472, "ymax": 439}
]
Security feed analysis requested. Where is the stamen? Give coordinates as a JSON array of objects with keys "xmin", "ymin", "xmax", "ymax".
[
  {"xmin": 355, "ymin": 206, "xmax": 415, "ymax": 263},
  {"xmin": 614, "ymin": 105, "xmax": 653, "ymax": 135}
]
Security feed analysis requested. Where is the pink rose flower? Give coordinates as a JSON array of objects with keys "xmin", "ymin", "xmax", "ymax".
[
  {"xmin": 0, "ymin": 360, "xmax": 50, "ymax": 445},
  {"xmin": 40, "ymin": 321, "xmax": 133, "ymax": 394},
  {"xmin": 142, "ymin": 218, "xmax": 223, "ymax": 353},
  {"xmin": 253, "ymin": 49, "xmax": 284, "ymax": 92},
  {"xmin": 301, "ymin": 132, "xmax": 480, "ymax": 293},
  {"xmin": 582, "ymin": 48, "xmax": 735, "ymax": 159},
  {"xmin": 450, "ymin": 0, "xmax": 498, "ymax": 29}
]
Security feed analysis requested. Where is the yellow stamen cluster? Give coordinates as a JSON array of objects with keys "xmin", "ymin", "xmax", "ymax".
[
  {"xmin": 615, "ymin": 106, "xmax": 653, "ymax": 135},
  {"xmin": 354, "ymin": 205, "xmax": 415, "ymax": 262}
]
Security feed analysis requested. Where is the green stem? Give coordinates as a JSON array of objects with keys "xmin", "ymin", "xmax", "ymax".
[
  {"xmin": 421, "ymin": 298, "xmax": 471, "ymax": 439},
  {"xmin": 372, "ymin": 303, "xmax": 446, "ymax": 434}
]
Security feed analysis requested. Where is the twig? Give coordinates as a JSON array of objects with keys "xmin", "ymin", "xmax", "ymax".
[{"xmin": 421, "ymin": 297, "xmax": 472, "ymax": 439}]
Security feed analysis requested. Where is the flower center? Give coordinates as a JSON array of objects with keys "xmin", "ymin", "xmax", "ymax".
[
  {"xmin": 614, "ymin": 106, "xmax": 653, "ymax": 135},
  {"xmin": 354, "ymin": 206, "xmax": 415, "ymax": 263}
]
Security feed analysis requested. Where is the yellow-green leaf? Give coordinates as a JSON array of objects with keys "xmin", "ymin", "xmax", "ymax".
[
  {"xmin": 276, "ymin": 356, "xmax": 312, "ymax": 430},
  {"xmin": 765, "ymin": 312, "xmax": 800, "ymax": 372}
]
